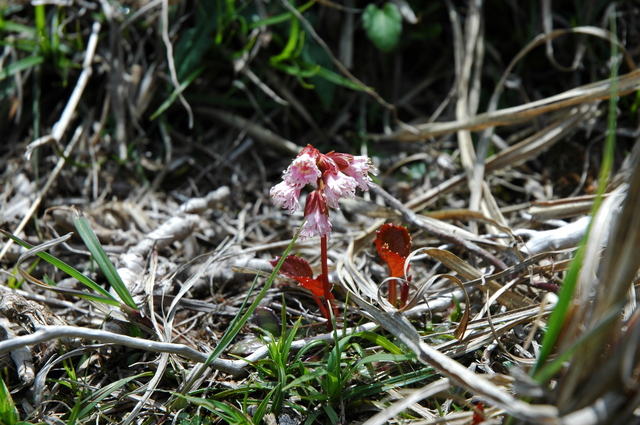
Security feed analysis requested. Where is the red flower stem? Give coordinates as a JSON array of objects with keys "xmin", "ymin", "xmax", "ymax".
[
  {"xmin": 313, "ymin": 295, "xmax": 330, "ymax": 326},
  {"xmin": 388, "ymin": 280, "xmax": 397, "ymax": 308},
  {"xmin": 400, "ymin": 281, "xmax": 409, "ymax": 308},
  {"xmin": 320, "ymin": 236, "xmax": 330, "ymax": 298},
  {"xmin": 320, "ymin": 235, "xmax": 337, "ymax": 330}
]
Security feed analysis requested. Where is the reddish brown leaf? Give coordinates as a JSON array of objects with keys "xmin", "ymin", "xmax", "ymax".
[
  {"xmin": 471, "ymin": 402, "xmax": 485, "ymax": 424},
  {"xmin": 271, "ymin": 255, "xmax": 314, "ymax": 279},
  {"xmin": 375, "ymin": 223, "xmax": 412, "ymax": 278},
  {"xmin": 296, "ymin": 275, "xmax": 326, "ymax": 298},
  {"xmin": 375, "ymin": 223, "xmax": 411, "ymax": 258},
  {"xmin": 271, "ymin": 256, "xmax": 327, "ymax": 298},
  {"xmin": 377, "ymin": 244, "xmax": 407, "ymax": 278}
]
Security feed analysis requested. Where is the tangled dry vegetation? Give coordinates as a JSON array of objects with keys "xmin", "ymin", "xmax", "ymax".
[{"xmin": 1, "ymin": 1, "xmax": 640, "ymax": 424}]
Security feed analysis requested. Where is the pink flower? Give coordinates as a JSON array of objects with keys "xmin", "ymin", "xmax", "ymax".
[
  {"xmin": 282, "ymin": 150, "xmax": 321, "ymax": 187},
  {"xmin": 299, "ymin": 190, "xmax": 331, "ymax": 239},
  {"xmin": 342, "ymin": 155, "xmax": 378, "ymax": 191},
  {"xmin": 270, "ymin": 181, "xmax": 302, "ymax": 214},
  {"xmin": 323, "ymin": 170, "xmax": 357, "ymax": 209},
  {"xmin": 271, "ymin": 144, "xmax": 377, "ymax": 238}
]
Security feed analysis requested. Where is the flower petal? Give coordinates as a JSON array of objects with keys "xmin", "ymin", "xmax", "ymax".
[
  {"xmin": 283, "ymin": 152, "xmax": 321, "ymax": 187},
  {"xmin": 270, "ymin": 181, "xmax": 301, "ymax": 213},
  {"xmin": 300, "ymin": 210, "xmax": 332, "ymax": 239},
  {"xmin": 323, "ymin": 171, "xmax": 357, "ymax": 209},
  {"xmin": 300, "ymin": 191, "xmax": 331, "ymax": 238},
  {"xmin": 343, "ymin": 155, "xmax": 378, "ymax": 190}
]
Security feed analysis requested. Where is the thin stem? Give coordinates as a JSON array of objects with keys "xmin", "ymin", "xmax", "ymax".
[
  {"xmin": 321, "ymin": 236, "xmax": 330, "ymax": 298},
  {"xmin": 400, "ymin": 281, "xmax": 410, "ymax": 308},
  {"xmin": 388, "ymin": 280, "xmax": 398, "ymax": 307},
  {"xmin": 320, "ymin": 235, "xmax": 337, "ymax": 330}
]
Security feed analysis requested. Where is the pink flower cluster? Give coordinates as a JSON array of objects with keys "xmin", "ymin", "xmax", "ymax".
[{"xmin": 271, "ymin": 145, "xmax": 378, "ymax": 239}]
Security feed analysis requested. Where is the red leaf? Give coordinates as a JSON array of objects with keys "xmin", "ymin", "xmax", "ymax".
[
  {"xmin": 271, "ymin": 255, "xmax": 314, "ymax": 279},
  {"xmin": 296, "ymin": 275, "xmax": 326, "ymax": 298},
  {"xmin": 271, "ymin": 256, "xmax": 326, "ymax": 298},
  {"xmin": 377, "ymin": 245, "xmax": 407, "ymax": 278},
  {"xmin": 375, "ymin": 224, "xmax": 411, "ymax": 278},
  {"xmin": 471, "ymin": 402, "xmax": 485, "ymax": 424},
  {"xmin": 375, "ymin": 223, "xmax": 411, "ymax": 258}
]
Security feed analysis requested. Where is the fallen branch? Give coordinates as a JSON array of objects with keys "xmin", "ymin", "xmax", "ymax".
[{"xmin": 0, "ymin": 323, "xmax": 379, "ymax": 378}]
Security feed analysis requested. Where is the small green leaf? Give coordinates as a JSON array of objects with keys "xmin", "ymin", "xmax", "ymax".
[
  {"xmin": 0, "ymin": 229, "xmax": 119, "ymax": 304},
  {"xmin": 0, "ymin": 377, "xmax": 18, "ymax": 425},
  {"xmin": 150, "ymin": 66, "xmax": 203, "ymax": 121},
  {"xmin": 0, "ymin": 55, "xmax": 45, "ymax": 82},
  {"xmin": 270, "ymin": 16, "xmax": 301, "ymax": 65},
  {"xmin": 178, "ymin": 395, "xmax": 252, "ymax": 424},
  {"xmin": 362, "ymin": 3, "xmax": 402, "ymax": 53},
  {"xmin": 253, "ymin": 306, "xmax": 281, "ymax": 336},
  {"xmin": 248, "ymin": 1, "xmax": 315, "ymax": 29},
  {"xmin": 73, "ymin": 211, "xmax": 138, "ymax": 310}
]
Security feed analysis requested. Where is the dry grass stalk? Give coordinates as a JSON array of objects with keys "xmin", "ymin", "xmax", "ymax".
[
  {"xmin": 370, "ymin": 69, "xmax": 640, "ymax": 142},
  {"xmin": 550, "ymin": 149, "xmax": 640, "ymax": 420}
]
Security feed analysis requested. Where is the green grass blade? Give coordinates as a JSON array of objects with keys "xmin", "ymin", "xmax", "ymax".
[
  {"xmin": 77, "ymin": 373, "xmax": 153, "ymax": 420},
  {"xmin": 0, "ymin": 18, "xmax": 38, "ymax": 36},
  {"xmin": 248, "ymin": 1, "xmax": 315, "ymax": 29},
  {"xmin": 0, "ymin": 55, "xmax": 45, "ymax": 81},
  {"xmin": 149, "ymin": 66, "xmax": 204, "ymax": 120},
  {"xmin": 533, "ymin": 306, "xmax": 620, "ymax": 383},
  {"xmin": 321, "ymin": 404, "xmax": 339, "ymax": 424},
  {"xmin": 179, "ymin": 395, "xmax": 252, "ymax": 425},
  {"xmin": 20, "ymin": 271, "xmax": 122, "ymax": 307},
  {"xmin": 72, "ymin": 210, "xmax": 138, "ymax": 310},
  {"xmin": 34, "ymin": 4, "xmax": 50, "ymax": 56},
  {"xmin": 178, "ymin": 223, "xmax": 305, "ymax": 401},
  {"xmin": 270, "ymin": 16, "xmax": 300, "ymax": 64},
  {"xmin": 0, "ymin": 229, "xmax": 118, "ymax": 303},
  {"xmin": 282, "ymin": 369, "xmax": 328, "ymax": 392},
  {"xmin": 357, "ymin": 353, "xmax": 415, "ymax": 366},
  {"xmin": 352, "ymin": 331, "xmax": 404, "ymax": 355},
  {"xmin": 531, "ymin": 243, "xmax": 585, "ymax": 377},
  {"xmin": 342, "ymin": 367, "xmax": 434, "ymax": 400},
  {"xmin": 532, "ymin": 14, "xmax": 619, "ymax": 379},
  {"xmin": 0, "ymin": 377, "xmax": 18, "ymax": 425},
  {"xmin": 252, "ymin": 385, "xmax": 278, "ymax": 425},
  {"xmin": 281, "ymin": 318, "xmax": 302, "ymax": 358}
]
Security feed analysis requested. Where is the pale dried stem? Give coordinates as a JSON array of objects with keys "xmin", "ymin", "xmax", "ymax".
[
  {"xmin": 161, "ymin": 0, "xmax": 193, "ymax": 128},
  {"xmin": 405, "ymin": 104, "xmax": 595, "ymax": 212},
  {"xmin": 195, "ymin": 107, "xmax": 300, "ymax": 157},
  {"xmin": 371, "ymin": 69, "xmax": 640, "ymax": 142},
  {"xmin": 339, "ymin": 248, "xmax": 559, "ymax": 423},
  {"xmin": 446, "ymin": 0, "xmax": 474, "ymax": 172},
  {"xmin": 122, "ymin": 252, "xmax": 168, "ymax": 425},
  {"xmin": 361, "ymin": 379, "xmax": 451, "ymax": 425},
  {"xmin": 0, "ymin": 322, "xmax": 380, "ymax": 379},
  {"xmin": 0, "ymin": 22, "xmax": 101, "ymax": 262},
  {"xmin": 554, "ymin": 145, "xmax": 640, "ymax": 414}
]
